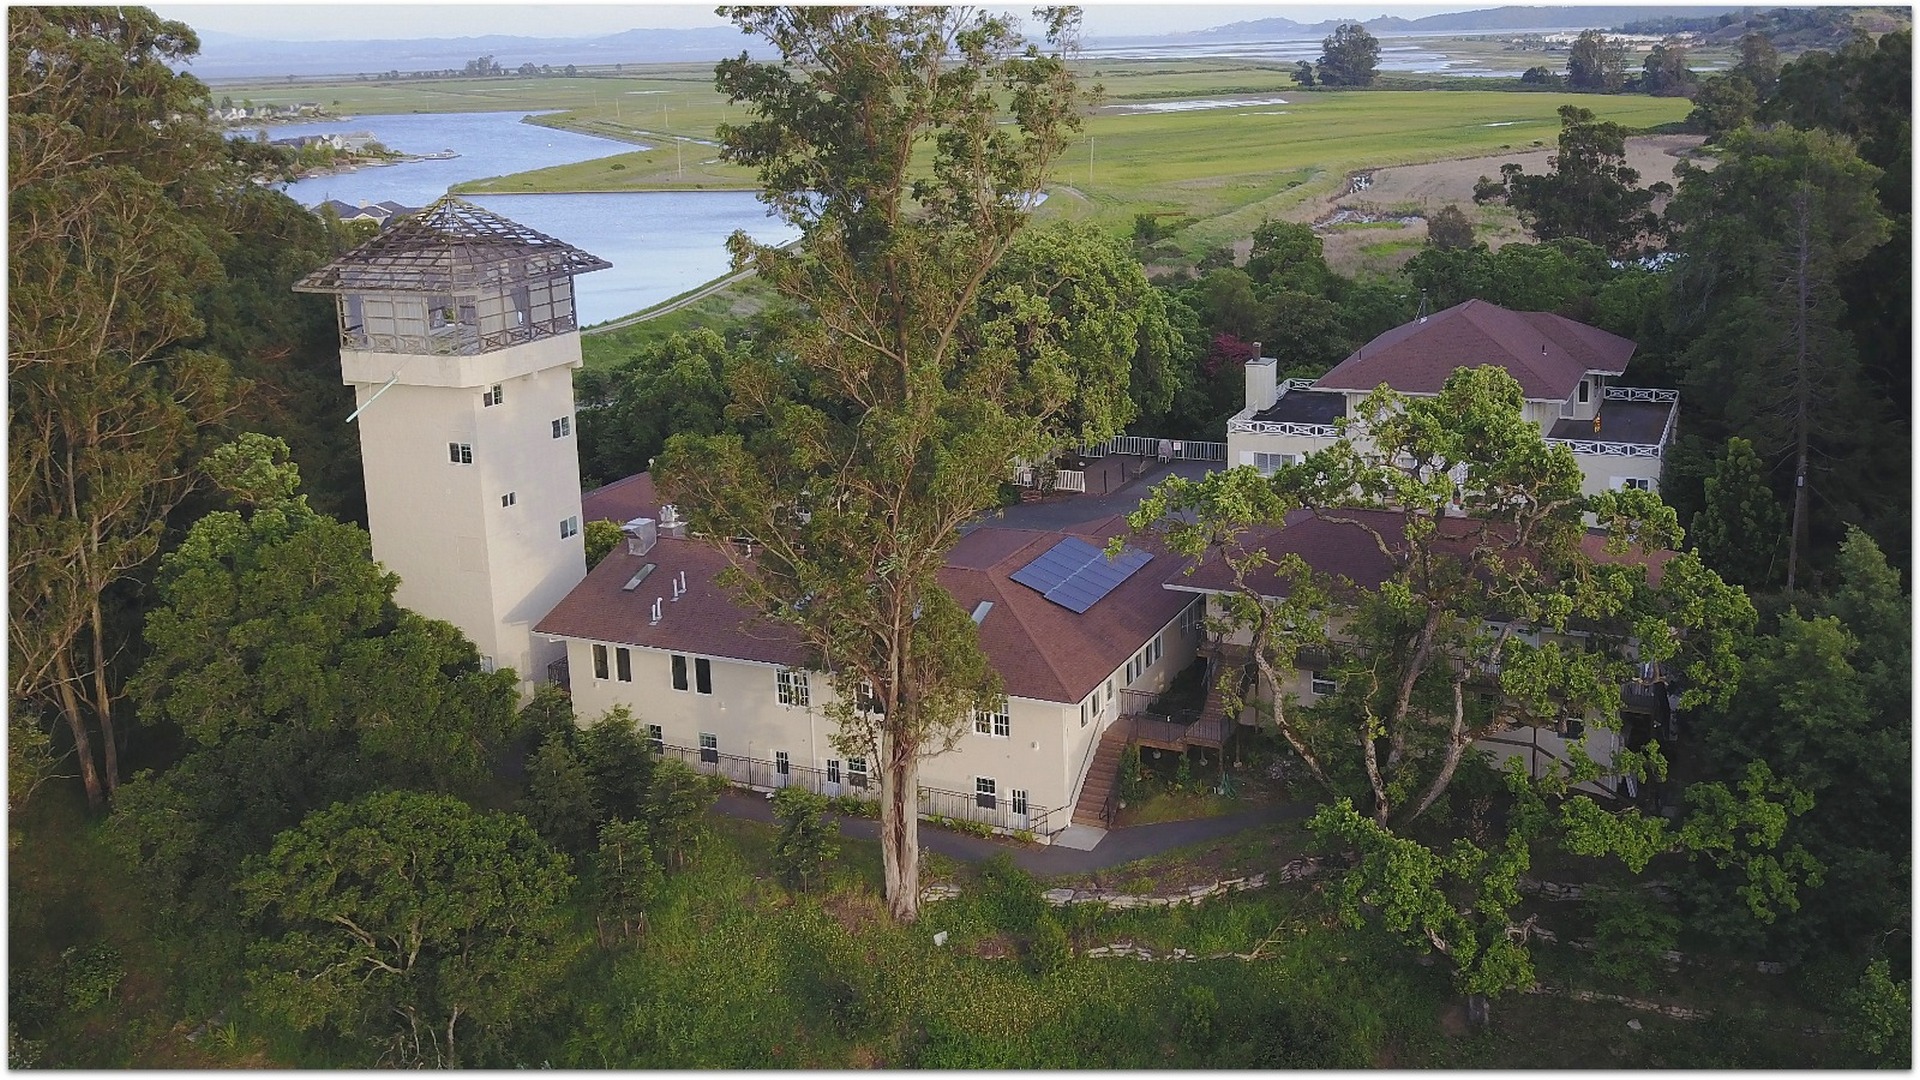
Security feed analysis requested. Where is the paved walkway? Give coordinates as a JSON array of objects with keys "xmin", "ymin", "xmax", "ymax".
[{"xmin": 713, "ymin": 790, "xmax": 1314, "ymax": 876}]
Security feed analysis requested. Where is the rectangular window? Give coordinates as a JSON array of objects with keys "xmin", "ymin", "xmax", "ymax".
[
  {"xmin": 1578, "ymin": 379, "xmax": 1590, "ymax": 404},
  {"xmin": 975, "ymin": 700, "xmax": 1010, "ymax": 738},
  {"xmin": 776, "ymin": 668, "xmax": 810, "ymax": 707},
  {"xmin": 1079, "ymin": 700, "xmax": 1088, "ymax": 728},
  {"xmin": 615, "ymin": 647, "xmax": 631, "ymax": 683},
  {"xmin": 560, "ymin": 515, "xmax": 580, "ymax": 539},
  {"xmin": 775, "ymin": 750, "xmax": 790, "ymax": 776},
  {"xmin": 699, "ymin": 732, "xmax": 717, "ymax": 764},
  {"xmin": 1126, "ymin": 655, "xmax": 1139, "ymax": 684},
  {"xmin": 1311, "ymin": 670, "xmax": 1338, "ymax": 696},
  {"xmin": 1105, "ymin": 678, "xmax": 1114, "ymax": 712},
  {"xmin": 1012, "ymin": 788, "xmax": 1029, "ymax": 817},
  {"xmin": 671, "ymin": 654, "xmax": 688, "ymax": 691},
  {"xmin": 646, "ymin": 724, "xmax": 663, "ymax": 753},
  {"xmin": 694, "ymin": 657, "xmax": 712, "ymax": 695},
  {"xmin": 1611, "ymin": 476, "xmax": 1653, "ymax": 492},
  {"xmin": 551, "ymin": 416, "xmax": 572, "ymax": 439},
  {"xmin": 848, "ymin": 756, "xmax": 868, "ymax": 788},
  {"xmin": 975, "ymin": 776, "xmax": 997, "ymax": 810},
  {"xmin": 448, "ymin": 442, "xmax": 472, "ymax": 465},
  {"xmin": 501, "ymin": 491, "xmax": 516, "ymax": 507},
  {"xmin": 592, "ymin": 643, "xmax": 609, "ymax": 680},
  {"xmin": 1251, "ymin": 451, "xmax": 1298, "ymax": 476},
  {"xmin": 482, "ymin": 384, "xmax": 503, "ymax": 407},
  {"xmin": 827, "ymin": 759, "xmax": 841, "ymax": 785},
  {"xmin": 1148, "ymin": 633, "xmax": 1163, "ymax": 668}
]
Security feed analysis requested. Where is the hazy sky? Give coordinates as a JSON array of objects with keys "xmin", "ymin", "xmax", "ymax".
[{"xmin": 153, "ymin": 3, "xmax": 1486, "ymax": 41}]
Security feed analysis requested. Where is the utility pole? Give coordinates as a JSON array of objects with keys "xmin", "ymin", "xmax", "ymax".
[{"xmin": 1088, "ymin": 134, "xmax": 1094, "ymax": 186}]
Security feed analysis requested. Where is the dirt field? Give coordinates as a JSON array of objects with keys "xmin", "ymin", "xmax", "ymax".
[{"xmin": 1295, "ymin": 134, "xmax": 1709, "ymax": 276}]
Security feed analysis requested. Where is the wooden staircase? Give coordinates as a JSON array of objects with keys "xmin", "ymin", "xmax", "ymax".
[{"xmin": 1070, "ymin": 723, "xmax": 1132, "ymax": 828}]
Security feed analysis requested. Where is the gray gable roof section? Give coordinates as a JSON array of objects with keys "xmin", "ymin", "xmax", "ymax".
[{"xmin": 1314, "ymin": 298, "xmax": 1636, "ymax": 401}]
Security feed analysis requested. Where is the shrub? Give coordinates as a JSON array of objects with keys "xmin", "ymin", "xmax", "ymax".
[
  {"xmin": 1178, "ymin": 982, "xmax": 1220, "ymax": 1048},
  {"xmin": 1027, "ymin": 914, "xmax": 1071, "ymax": 977},
  {"xmin": 59, "ymin": 944, "xmax": 123, "ymax": 1011},
  {"xmin": 1844, "ymin": 958, "xmax": 1911, "ymax": 1063},
  {"xmin": 770, "ymin": 787, "xmax": 839, "ymax": 892},
  {"xmin": 1588, "ymin": 885, "xmax": 1680, "ymax": 991},
  {"xmin": 976, "ymin": 854, "xmax": 1045, "ymax": 935},
  {"xmin": 1117, "ymin": 745, "xmax": 1145, "ymax": 805}
]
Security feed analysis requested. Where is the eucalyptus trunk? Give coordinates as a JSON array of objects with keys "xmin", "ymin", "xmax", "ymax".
[{"xmin": 880, "ymin": 743, "xmax": 922, "ymax": 923}]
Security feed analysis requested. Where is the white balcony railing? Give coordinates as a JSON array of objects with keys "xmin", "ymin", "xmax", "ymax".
[
  {"xmin": 1604, "ymin": 385, "xmax": 1679, "ymax": 403},
  {"xmin": 1227, "ymin": 418, "xmax": 1342, "ymax": 438}
]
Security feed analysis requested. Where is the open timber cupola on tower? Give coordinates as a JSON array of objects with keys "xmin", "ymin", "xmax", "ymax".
[
  {"xmin": 295, "ymin": 195, "xmax": 611, "ymax": 695},
  {"xmin": 295, "ymin": 194, "xmax": 612, "ymax": 357}
]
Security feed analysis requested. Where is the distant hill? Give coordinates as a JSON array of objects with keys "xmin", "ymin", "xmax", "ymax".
[
  {"xmin": 180, "ymin": 25, "xmax": 774, "ymax": 82},
  {"xmin": 1093, "ymin": 6, "xmax": 1761, "ymax": 44}
]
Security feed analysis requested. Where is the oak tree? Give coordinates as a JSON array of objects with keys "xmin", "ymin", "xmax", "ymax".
[
  {"xmin": 1316, "ymin": 23, "xmax": 1380, "ymax": 88},
  {"xmin": 656, "ymin": 6, "xmax": 1108, "ymax": 922},
  {"xmin": 240, "ymin": 791, "xmax": 578, "ymax": 1067}
]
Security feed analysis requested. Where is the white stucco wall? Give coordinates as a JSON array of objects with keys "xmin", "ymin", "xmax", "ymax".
[{"xmin": 350, "ymin": 336, "xmax": 585, "ymax": 691}]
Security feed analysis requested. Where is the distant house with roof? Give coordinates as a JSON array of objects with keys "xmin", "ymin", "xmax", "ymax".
[
  {"xmin": 313, "ymin": 199, "xmax": 418, "ymax": 228},
  {"xmin": 1228, "ymin": 298, "xmax": 1678, "ymax": 497}
]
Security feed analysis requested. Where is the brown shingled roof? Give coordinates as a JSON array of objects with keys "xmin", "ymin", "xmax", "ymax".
[
  {"xmin": 1313, "ymin": 298, "xmax": 1635, "ymax": 400},
  {"xmin": 1169, "ymin": 508, "xmax": 1673, "ymax": 598},
  {"xmin": 535, "ymin": 520, "xmax": 1198, "ymax": 705},
  {"xmin": 581, "ymin": 471, "xmax": 659, "ymax": 525}
]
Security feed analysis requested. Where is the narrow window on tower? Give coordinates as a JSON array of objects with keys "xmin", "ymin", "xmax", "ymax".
[
  {"xmin": 560, "ymin": 515, "xmax": 580, "ymax": 539},
  {"xmin": 448, "ymin": 442, "xmax": 472, "ymax": 465},
  {"xmin": 482, "ymin": 384, "xmax": 503, "ymax": 407},
  {"xmin": 500, "ymin": 492, "xmax": 516, "ymax": 507},
  {"xmin": 551, "ymin": 416, "xmax": 571, "ymax": 439}
]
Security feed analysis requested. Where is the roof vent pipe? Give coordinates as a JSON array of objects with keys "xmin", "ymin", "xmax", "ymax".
[{"xmin": 650, "ymin": 597, "xmax": 663, "ymax": 626}]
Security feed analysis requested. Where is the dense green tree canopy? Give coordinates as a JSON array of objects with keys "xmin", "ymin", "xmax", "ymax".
[
  {"xmin": 1473, "ymin": 106, "xmax": 1664, "ymax": 258},
  {"xmin": 1316, "ymin": 23, "xmax": 1380, "ymax": 87},
  {"xmin": 1666, "ymin": 125, "xmax": 1890, "ymax": 589},
  {"xmin": 240, "ymin": 791, "xmax": 578, "ymax": 1067},
  {"xmin": 1565, "ymin": 29, "xmax": 1627, "ymax": 92}
]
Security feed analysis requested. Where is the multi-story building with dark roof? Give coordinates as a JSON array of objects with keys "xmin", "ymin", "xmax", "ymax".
[{"xmin": 1228, "ymin": 298, "xmax": 1678, "ymax": 497}]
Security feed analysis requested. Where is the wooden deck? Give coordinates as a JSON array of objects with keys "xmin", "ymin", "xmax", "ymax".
[{"xmin": 1122, "ymin": 711, "xmax": 1228, "ymax": 750}]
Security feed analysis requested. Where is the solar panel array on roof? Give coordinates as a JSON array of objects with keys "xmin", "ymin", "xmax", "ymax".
[{"xmin": 1008, "ymin": 536, "xmax": 1153, "ymax": 614}]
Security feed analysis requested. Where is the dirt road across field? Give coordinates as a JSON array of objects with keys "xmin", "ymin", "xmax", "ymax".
[{"xmin": 1292, "ymin": 133, "xmax": 1709, "ymax": 275}]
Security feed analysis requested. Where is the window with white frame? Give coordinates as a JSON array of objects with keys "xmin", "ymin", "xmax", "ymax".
[
  {"xmin": 1012, "ymin": 788, "xmax": 1029, "ymax": 817},
  {"xmin": 1146, "ymin": 632, "xmax": 1163, "ymax": 669},
  {"xmin": 974, "ymin": 699, "xmax": 1010, "ymax": 738},
  {"xmin": 448, "ymin": 442, "xmax": 473, "ymax": 465},
  {"xmin": 482, "ymin": 384, "xmax": 503, "ymax": 407},
  {"xmin": 775, "ymin": 750, "xmax": 790, "ymax": 777},
  {"xmin": 592, "ymin": 643, "xmax": 609, "ymax": 680},
  {"xmin": 560, "ymin": 515, "xmax": 580, "ymax": 539},
  {"xmin": 694, "ymin": 657, "xmax": 712, "ymax": 695},
  {"xmin": 615, "ymin": 646, "xmax": 632, "ymax": 683},
  {"xmin": 501, "ymin": 491, "xmax": 516, "ymax": 507},
  {"xmin": 1079, "ymin": 697, "xmax": 1089, "ymax": 727},
  {"xmin": 827, "ymin": 759, "xmax": 841, "ymax": 784},
  {"xmin": 698, "ymin": 732, "xmax": 717, "ymax": 763},
  {"xmin": 671, "ymin": 654, "xmax": 688, "ymax": 691},
  {"xmin": 848, "ymin": 756, "xmax": 868, "ymax": 788},
  {"xmin": 975, "ymin": 776, "xmax": 997, "ymax": 810},
  {"xmin": 551, "ymin": 416, "xmax": 571, "ymax": 439},
  {"xmin": 776, "ymin": 668, "xmax": 810, "ymax": 707},
  {"xmin": 1181, "ymin": 598, "xmax": 1204, "ymax": 639},
  {"xmin": 1251, "ymin": 451, "xmax": 1298, "ymax": 476},
  {"xmin": 646, "ymin": 724, "xmax": 663, "ymax": 753},
  {"xmin": 1310, "ymin": 670, "xmax": 1338, "ymax": 696},
  {"xmin": 1611, "ymin": 476, "xmax": 1653, "ymax": 491}
]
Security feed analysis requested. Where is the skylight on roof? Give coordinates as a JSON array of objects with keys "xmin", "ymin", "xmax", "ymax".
[{"xmin": 1008, "ymin": 537, "xmax": 1152, "ymax": 614}]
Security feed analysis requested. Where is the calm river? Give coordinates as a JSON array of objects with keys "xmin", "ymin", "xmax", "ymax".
[{"xmin": 267, "ymin": 111, "xmax": 796, "ymax": 325}]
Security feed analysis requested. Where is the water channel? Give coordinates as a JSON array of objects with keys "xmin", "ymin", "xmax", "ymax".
[{"xmin": 267, "ymin": 111, "xmax": 797, "ymax": 325}]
